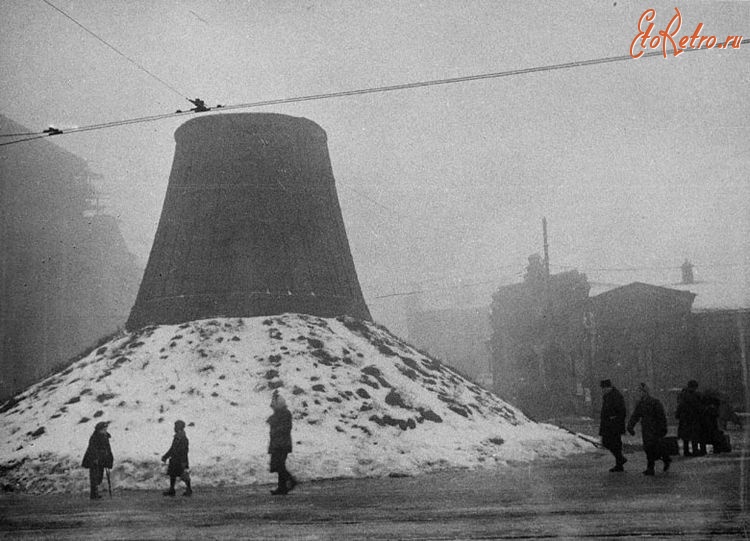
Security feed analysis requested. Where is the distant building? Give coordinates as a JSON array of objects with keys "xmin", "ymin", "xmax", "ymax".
[
  {"xmin": 587, "ymin": 261, "xmax": 749, "ymax": 414},
  {"xmin": 488, "ymin": 255, "xmax": 749, "ymax": 419},
  {"xmin": 678, "ymin": 259, "xmax": 749, "ymax": 414},
  {"xmin": 587, "ymin": 282, "xmax": 696, "ymax": 414},
  {"xmin": 0, "ymin": 115, "xmax": 142, "ymax": 401},
  {"xmin": 489, "ymin": 257, "xmax": 590, "ymax": 419},
  {"xmin": 407, "ymin": 256, "xmax": 747, "ymax": 420},
  {"xmin": 691, "ymin": 309, "xmax": 749, "ymax": 413}
]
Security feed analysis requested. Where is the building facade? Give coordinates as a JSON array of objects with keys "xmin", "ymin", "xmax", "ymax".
[
  {"xmin": 587, "ymin": 282, "xmax": 696, "ymax": 415},
  {"xmin": 1, "ymin": 115, "xmax": 141, "ymax": 401},
  {"xmin": 489, "ymin": 260, "xmax": 590, "ymax": 419}
]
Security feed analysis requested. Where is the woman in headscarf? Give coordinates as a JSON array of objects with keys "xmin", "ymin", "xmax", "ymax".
[{"xmin": 81, "ymin": 421, "xmax": 113, "ymax": 499}]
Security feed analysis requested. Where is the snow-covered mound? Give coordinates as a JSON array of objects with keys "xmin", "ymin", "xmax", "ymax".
[{"xmin": 0, "ymin": 314, "xmax": 589, "ymax": 493}]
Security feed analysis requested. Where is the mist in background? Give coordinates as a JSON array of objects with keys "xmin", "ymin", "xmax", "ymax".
[{"xmin": 1, "ymin": 0, "xmax": 748, "ymax": 336}]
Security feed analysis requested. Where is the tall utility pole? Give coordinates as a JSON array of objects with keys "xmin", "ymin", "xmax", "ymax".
[
  {"xmin": 538, "ymin": 217, "xmax": 552, "ymax": 391},
  {"xmin": 738, "ymin": 310, "xmax": 748, "ymax": 513},
  {"xmin": 542, "ymin": 217, "xmax": 549, "ymax": 274}
]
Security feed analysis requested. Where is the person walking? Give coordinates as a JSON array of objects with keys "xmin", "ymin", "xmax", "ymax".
[
  {"xmin": 267, "ymin": 391, "xmax": 297, "ymax": 495},
  {"xmin": 81, "ymin": 421, "xmax": 114, "ymax": 499},
  {"xmin": 161, "ymin": 420, "xmax": 192, "ymax": 497},
  {"xmin": 676, "ymin": 379, "xmax": 703, "ymax": 456},
  {"xmin": 700, "ymin": 389, "xmax": 722, "ymax": 453},
  {"xmin": 599, "ymin": 379, "xmax": 627, "ymax": 472},
  {"xmin": 628, "ymin": 383, "xmax": 671, "ymax": 476}
]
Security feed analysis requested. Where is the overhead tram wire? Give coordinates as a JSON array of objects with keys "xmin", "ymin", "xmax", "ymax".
[
  {"xmin": 0, "ymin": 132, "xmax": 43, "ymax": 138},
  {"xmin": 366, "ymin": 265, "xmax": 524, "ymax": 300},
  {"xmin": 0, "ymin": 110, "xmax": 196, "ymax": 147},
  {"xmin": 368, "ymin": 258, "xmax": 749, "ymax": 300},
  {"xmin": 550, "ymin": 262, "xmax": 749, "ymax": 272},
  {"xmin": 0, "ymin": 135, "xmax": 49, "ymax": 145},
  {"xmin": 2, "ymin": 38, "xmax": 748, "ymax": 147},
  {"xmin": 39, "ymin": 0, "xmax": 189, "ymax": 102},
  {"xmin": 218, "ymin": 43, "xmax": 744, "ymax": 113},
  {"xmin": 363, "ymin": 264, "xmax": 522, "ymax": 291},
  {"xmin": 369, "ymin": 278, "xmax": 505, "ymax": 300}
]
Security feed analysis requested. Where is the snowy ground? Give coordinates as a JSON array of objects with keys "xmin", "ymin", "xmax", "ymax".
[{"xmin": 0, "ymin": 314, "xmax": 590, "ymax": 493}]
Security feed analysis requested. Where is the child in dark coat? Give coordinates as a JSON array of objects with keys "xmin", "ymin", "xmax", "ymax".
[
  {"xmin": 267, "ymin": 391, "xmax": 297, "ymax": 495},
  {"xmin": 161, "ymin": 419, "xmax": 192, "ymax": 496},
  {"xmin": 82, "ymin": 421, "xmax": 114, "ymax": 499}
]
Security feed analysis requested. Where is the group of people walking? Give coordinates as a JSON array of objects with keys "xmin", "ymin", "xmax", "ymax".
[
  {"xmin": 599, "ymin": 378, "xmax": 670, "ymax": 475},
  {"xmin": 81, "ymin": 377, "xmax": 735, "ymax": 497},
  {"xmin": 81, "ymin": 391, "xmax": 296, "ymax": 499},
  {"xmin": 675, "ymin": 379, "xmax": 731, "ymax": 457},
  {"xmin": 599, "ymin": 378, "xmax": 733, "ymax": 476}
]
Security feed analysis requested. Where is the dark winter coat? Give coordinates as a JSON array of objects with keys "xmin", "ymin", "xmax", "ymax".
[
  {"xmin": 718, "ymin": 400, "xmax": 742, "ymax": 430},
  {"xmin": 675, "ymin": 388, "xmax": 702, "ymax": 440},
  {"xmin": 599, "ymin": 387, "xmax": 627, "ymax": 438},
  {"xmin": 628, "ymin": 395, "xmax": 668, "ymax": 444},
  {"xmin": 267, "ymin": 407, "xmax": 293, "ymax": 454},
  {"xmin": 162, "ymin": 430, "xmax": 189, "ymax": 477},
  {"xmin": 699, "ymin": 393, "xmax": 721, "ymax": 445},
  {"xmin": 82, "ymin": 431, "xmax": 113, "ymax": 469}
]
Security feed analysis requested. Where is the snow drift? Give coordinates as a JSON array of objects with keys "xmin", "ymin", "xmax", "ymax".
[{"xmin": 0, "ymin": 314, "xmax": 589, "ymax": 493}]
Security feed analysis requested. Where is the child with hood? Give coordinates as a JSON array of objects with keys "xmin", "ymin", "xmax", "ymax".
[
  {"xmin": 267, "ymin": 391, "xmax": 297, "ymax": 495},
  {"xmin": 161, "ymin": 419, "xmax": 192, "ymax": 496}
]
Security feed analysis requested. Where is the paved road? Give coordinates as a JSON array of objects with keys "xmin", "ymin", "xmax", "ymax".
[{"xmin": 2, "ymin": 447, "xmax": 748, "ymax": 539}]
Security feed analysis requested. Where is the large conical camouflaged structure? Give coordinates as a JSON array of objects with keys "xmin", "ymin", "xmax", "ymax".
[{"xmin": 126, "ymin": 113, "xmax": 371, "ymax": 331}]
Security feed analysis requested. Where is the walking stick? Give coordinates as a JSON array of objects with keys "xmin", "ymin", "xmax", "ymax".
[
  {"xmin": 105, "ymin": 468, "xmax": 112, "ymax": 498},
  {"xmin": 557, "ymin": 425, "xmax": 603, "ymax": 448},
  {"xmin": 526, "ymin": 412, "xmax": 603, "ymax": 449}
]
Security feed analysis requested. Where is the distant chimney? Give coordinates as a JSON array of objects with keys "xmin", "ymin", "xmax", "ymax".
[
  {"xmin": 524, "ymin": 253, "xmax": 546, "ymax": 284},
  {"xmin": 681, "ymin": 260, "xmax": 695, "ymax": 284}
]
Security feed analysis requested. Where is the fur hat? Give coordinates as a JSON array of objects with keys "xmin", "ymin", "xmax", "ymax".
[
  {"xmin": 271, "ymin": 391, "xmax": 287, "ymax": 409},
  {"xmin": 687, "ymin": 379, "xmax": 699, "ymax": 389},
  {"xmin": 599, "ymin": 379, "xmax": 612, "ymax": 388},
  {"xmin": 174, "ymin": 420, "xmax": 186, "ymax": 430}
]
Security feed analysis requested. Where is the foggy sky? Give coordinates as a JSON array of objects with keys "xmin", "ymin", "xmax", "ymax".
[{"xmin": 1, "ymin": 0, "xmax": 748, "ymax": 333}]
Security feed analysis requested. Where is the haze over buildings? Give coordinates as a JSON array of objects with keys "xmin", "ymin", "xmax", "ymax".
[
  {"xmin": 0, "ymin": 1, "xmax": 746, "ymax": 339},
  {"xmin": 0, "ymin": 115, "xmax": 141, "ymax": 401},
  {"xmin": 0, "ymin": 1, "xmax": 748, "ymax": 424}
]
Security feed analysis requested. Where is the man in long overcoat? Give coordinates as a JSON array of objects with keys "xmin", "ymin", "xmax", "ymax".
[
  {"xmin": 161, "ymin": 419, "xmax": 192, "ymax": 496},
  {"xmin": 267, "ymin": 391, "xmax": 297, "ymax": 495},
  {"xmin": 628, "ymin": 382, "xmax": 671, "ymax": 475},
  {"xmin": 676, "ymin": 379, "xmax": 704, "ymax": 456},
  {"xmin": 599, "ymin": 379, "xmax": 627, "ymax": 472},
  {"xmin": 81, "ymin": 421, "xmax": 114, "ymax": 499}
]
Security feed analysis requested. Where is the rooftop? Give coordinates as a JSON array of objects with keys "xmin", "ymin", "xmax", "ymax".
[{"xmin": 584, "ymin": 263, "xmax": 749, "ymax": 312}]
